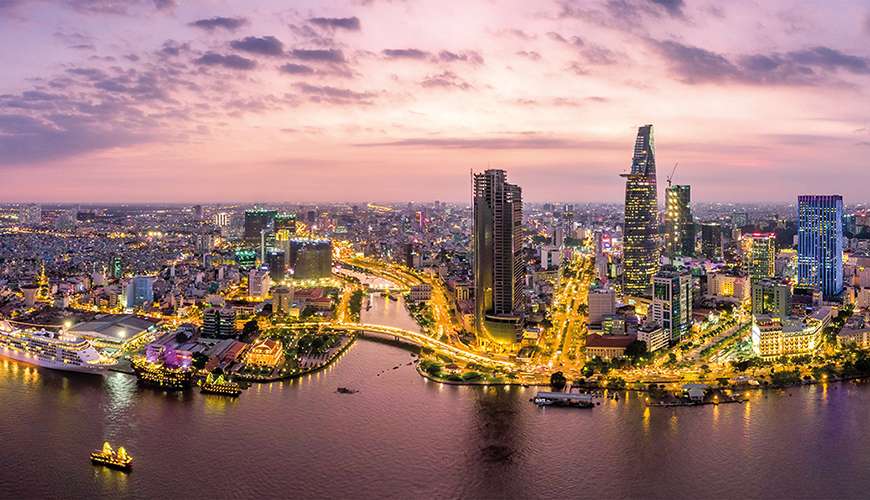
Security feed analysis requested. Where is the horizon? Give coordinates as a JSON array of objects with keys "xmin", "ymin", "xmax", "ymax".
[{"xmin": 1, "ymin": 1, "xmax": 870, "ymax": 202}]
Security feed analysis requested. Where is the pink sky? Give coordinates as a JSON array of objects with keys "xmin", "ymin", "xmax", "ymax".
[{"xmin": 1, "ymin": 0, "xmax": 869, "ymax": 203}]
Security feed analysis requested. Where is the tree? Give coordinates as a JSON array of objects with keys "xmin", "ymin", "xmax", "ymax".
[
  {"xmin": 625, "ymin": 340, "xmax": 647, "ymax": 360},
  {"xmin": 550, "ymin": 371, "xmax": 567, "ymax": 390}
]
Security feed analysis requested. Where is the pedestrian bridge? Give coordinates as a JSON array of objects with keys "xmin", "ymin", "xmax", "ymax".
[{"xmin": 276, "ymin": 322, "xmax": 515, "ymax": 369}]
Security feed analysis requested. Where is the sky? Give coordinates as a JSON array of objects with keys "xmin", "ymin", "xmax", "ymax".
[{"xmin": 1, "ymin": 0, "xmax": 869, "ymax": 204}]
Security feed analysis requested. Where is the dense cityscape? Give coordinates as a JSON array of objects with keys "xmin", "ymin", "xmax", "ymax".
[
  {"xmin": 4, "ymin": 0, "xmax": 870, "ymax": 498},
  {"xmin": 3, "ymin": 123, "xmax": 869, "ymax": 398}
]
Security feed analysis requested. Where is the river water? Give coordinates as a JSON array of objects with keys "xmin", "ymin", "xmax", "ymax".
[{"xmin": 3, "ymin": 299, "xmax": 870, "ymax": 498}]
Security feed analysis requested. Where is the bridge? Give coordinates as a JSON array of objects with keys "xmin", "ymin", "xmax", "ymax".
[{"xmin": 276, "ymin": 322, "xmax": 516, "ymax": 370}]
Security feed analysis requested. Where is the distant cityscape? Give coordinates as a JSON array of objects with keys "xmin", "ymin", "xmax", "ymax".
[{"xmin": 1, "ymin": 123, "xmax": 869, "ymax": 402}]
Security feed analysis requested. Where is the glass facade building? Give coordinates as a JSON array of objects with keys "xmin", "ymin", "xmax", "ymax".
[
  {"xmin": 797, "ymin": 195, "xmax": 843, "ymax": 299},
  {"xmin": 622, "ymin": 125, "xmax": 659, "ymax": 297},
  {"xmin": 473, "ymin": 169, "xmax": 525, "ymax": 343},
  {"xmin": 651, "ymin": 267, "xmax": 693, "ymax": 344},
  {"xmin": 664, "ymin": 184, "xmax": 694, "ymax": 258}
]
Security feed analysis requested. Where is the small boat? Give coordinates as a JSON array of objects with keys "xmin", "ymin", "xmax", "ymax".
[
  {"xmin": 199, "ymin": 373, "xmax": 242, "ymax": 397},
  {"xmin": 90, "ymin": 441, "xmax": 133, "ymax": 471},
  {"xmin": 336, "ymin": 387, "xmax": 359, "ymax": 394}
]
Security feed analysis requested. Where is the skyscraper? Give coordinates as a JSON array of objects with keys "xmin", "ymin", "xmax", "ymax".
[
  {"xmin": 664, "ymin": 184, "xmax": 694, "ymax": 258},
  {"xmin": 125, "ymin": 276, "xmax": 154, "ymax": 309},
  {"xmin": 797, "ymin": 195, "xmax": 843, "ymax": 299},
  {"xmin": 243, "ymin": 209, "xmax": 277, "ymax": 242},
  {"xmin": 622, "ymin": 124, "xmax": 659, "ymax": 297},
  {"xmin": 473, "ymin": 169, "xmax": 525, "ymax": 344},
  {"xmin": 700, "ymin": 222, "xmax": 723, "ymax": 260},
  {"xmin": 751, "ymin": 278, "xmax": 791, "ymax": 318},
  {"xmin": 746, "ymin": 233, "xmax": 776, "ymax": 280},
  {"xmin": 651, "ymin": 266, "xmax": 693, "ymax": 344}
]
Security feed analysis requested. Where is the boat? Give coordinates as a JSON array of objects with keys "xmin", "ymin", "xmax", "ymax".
[
  {"xmin": 336, "ymin": 387, "xmax": 359, "ymax": 394},
  {"xmin": 131, "ymin": 356, "xmax": 194, "ymax": 390},
  {"xmin": 90, "ymin": 442, "xmax": 133, "ymax": 471},
  {"xmin": 199, "ymin": 373, "xmax": 242, "ymax": 396},
  {"xmin": 0, "ymin": 320, "xmax": 114, "ymax": 374},
  {"xmin": 532, "ymin": 391, "xmax": 600, "ymax": 409}
]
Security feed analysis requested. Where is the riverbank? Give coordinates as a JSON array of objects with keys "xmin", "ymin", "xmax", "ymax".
[{"xmin": 235, "ymin": 334, "xmax": 356, "ymax": 383}]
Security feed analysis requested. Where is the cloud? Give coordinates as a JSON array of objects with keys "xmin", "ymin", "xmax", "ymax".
[
  {"xmin": 649, "ymin": 0, "xmax": 685, "ymax": 17},
  {"xmin": 160, "ymin": 40, "xmax": 189, "ymax": 57},
  {"xmin": 650, "ymin": 38, "xmax": 870, "ymax": 85},
  {"xmin": 309, "ymin": 16, "xmax": 361, "ymax": 31},
  {"xmin": 382, "ymin": 48, "xmax": 429, "ymax": 59},
  {"xmin": 193, "ymin": 52, "xmax": 257, "ymax": 70},
  {"xmin": 0, "ymin": 113, "xmax": 147, "ymax": 165},
  {"xmin": 293, "ymin": 83, "xmax": 375, "ymax": 104},
  {"xmin": 290, "ymin": 49, "xmax": 346, "ymax": 62},
  {"xmin": 188, "ymin": 16, "xmax": 248, "ymax": 32},
  {"xmin": 865, "ymin": 13, "xmax": 870, "ymax": 35},
  {"xmin": 548, "ymin": 31, "xmax": 617, "ymax": 65},
  {"xmin": 230, "ymin": 36, "xmax": 285, "ymax": 56},
  {"xmin": 516, "ymin": 50, "xmax": 542, "ymax": 61},
  {"xmin": 279, "ymin": 63, "xmax": 316, "ymax": 75},
  {"xmin": 438, "ymin": 50, "xmax": 484, "ymax": 65},
  {"xmin": 420, "ymin": 71, "xmax": 472, "ymax": 90}
]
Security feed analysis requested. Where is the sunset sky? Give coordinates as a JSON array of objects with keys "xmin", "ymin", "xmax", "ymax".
[{"xmin": 1, "ymin": 0, "xmax": 869, "ymax": 203}]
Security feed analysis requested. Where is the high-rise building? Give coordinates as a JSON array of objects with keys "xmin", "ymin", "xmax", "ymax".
[
  {"xmin": 588, "ymin": 286, "xmax": 616, "ymax": 325},
  {"xmin": 213, "ymin": 212, "xmax": 230, "ymax": 227},
  {"xmin": 291, "ymin": 239, "xmax": 333, "ymax": 280},
  {"xmin": 700, "ymin": 222, "xmax": 723, "ymax": 260},
  {"xmin": 202, "ymin": 307, "xmax": 237, "ymax": 339},
  {"xmin": 125, "ymin": 276, "xmax": 154, "ymax": 309},
  {"xmin": 248, "ymin": 268, "xmax": 271, "ymax": 299},
  {"xmin": 266, "ymin": 250, "xmax": 286, "ymax": 281},
  {"xmin": 473, "ymin": 169, "xmax": 525, "ymax": 343},
  {"xmin": 243, "ymin": 209, "xmax": 277, "ymax": 242},
  {"xmin": 664, "ymin": 184, "xmax": 694, "ymax": 258},
  {"xmin": 621, "ymin": 124, "xmax": 659, "ymax": 297},
  {"xmin": 272, "ymin": 285, "xmax": 294, "ymax": 316},
  {"xmin": 751, "ymin": 278, "xmax": 791, "ymax": 318},
  {"xmin": 746, "ymin": 232, "xmax": 776, "ymax": 280},
  {"xmin": 798, "ymin": 195, "xmax": 844, "ymax": 299},
  {"xmin": 651, "ymin": 267, "xmax": 692, "ymax": 344}
]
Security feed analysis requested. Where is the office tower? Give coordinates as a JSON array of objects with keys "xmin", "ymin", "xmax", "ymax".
[
  {"xmin": 202, "ymin": 307, "xmax": 237, "ymax": 339},
  {"xmin": 621, "ymin": 124, "xmax": 659, "ymax": 297},
  {"xmin": 798, "ymin": 195, "xmax": 844, "ymax": 299},
  {"xmin": 193, "ymin": 205, "xmax": 204, "ymax": 222},
  {"xmin": 213, "ymin": 212, "xmax": 230, "ymax": 227},
  {"xmin": 751, "ymin": 278, "xmax": 791, "ymax": 318},
  {"xmin": 700, "ymin": 222, "xmax": 723, "ymax": 260},
  {"xmin": 473, "ymin": 169, "xmax": 525, "ymax": 343},
  {"xmin": 664, "ymin": 184, "xmax": 694, "ymax": 258},
  {"xmin": 266, "ymin": 250, "xmax": 286, "ymax": 281},
  {"xmin": 746, "ymin": 232, "xmax": 776, "ymax": 280},
  {"xmin": 235, "ymin": 249, "xmax": 257, "ymax": 270},
  {"xmin": 274, "ymin": 213, "xmax": 297, "ymax": 233},
  {"xmin": 109, "ymin": 255, "xmax": 123, "ymax": 279},
  {"xmin": 588, "ymin": 286, "xmax": 616, "ymax": 325},
  {"xmin": 272, "ymin": 285, "xmax": 294, "ymax": 316},
  {"xmin": 291, "ymin": 239, "xmax": 333, "ymax": 280},
  {"xmin": 243, "ymin": 209, "xmax": 277, "ymax": 242},
  {"xmin": 248, "ymin": 268, "xmax": 271, "ymax": 299},
  {"xmin": 125, "ymin": 276, "xmax": 154, "ymax": 309},
  {"xmin": 403, "ymin": 242, "xmax": 418, "ymax": 269},
  {"xmin": 651, "ymin": 266, "xmax": 693, "ymax": 343}
]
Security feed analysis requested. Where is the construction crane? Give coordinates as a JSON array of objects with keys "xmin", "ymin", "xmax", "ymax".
[{"xmin": 666, "ymin": 161, "xmax": 679, "ymax": 187}]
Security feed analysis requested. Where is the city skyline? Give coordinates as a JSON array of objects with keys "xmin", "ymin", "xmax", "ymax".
[{"xmin": 1, "ymin": 1, "xmax": 870, "ymax": 203}]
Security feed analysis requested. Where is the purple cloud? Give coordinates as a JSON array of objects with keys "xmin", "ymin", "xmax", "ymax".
[
  {"xmin": 279, "ymin": 63, "xmax": 316, "ymax": 75},
  {"xmin": 188, "ymin": 16, "xmax": 248, "ymax": 32},
  {"xmin": 290, "ymin": 49, "xmax": 346, "ymax": 63},
  {"xmin": 230, "ymin": 36, "xmax": 285, "ymax": 56},
  {"xmin": 309, "ymin": 16, "xmax": 361, "ymax": 31},
  {"xmin": 194, "ymin": 52, "xmax": 257, "ymax": 70},
  {"xmin": 382, "ymin": 48, "xmax": 429, "ymax": 59},
  {"xmin": 420, "ymin": 71, "xmax": 472, "ymax": 90}
]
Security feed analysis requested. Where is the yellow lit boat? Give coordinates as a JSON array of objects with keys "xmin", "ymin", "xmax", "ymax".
[{"xmin": 90, "ymin": 441, "xmax": 133, "ymax": 471}]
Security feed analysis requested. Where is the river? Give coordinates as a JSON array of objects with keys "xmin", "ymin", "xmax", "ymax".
[{"xmin": 3, "ymin": 299, "xmax": 870, "ymax": 498}]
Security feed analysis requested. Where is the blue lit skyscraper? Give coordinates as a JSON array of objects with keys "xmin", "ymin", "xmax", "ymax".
[
  {"xmin": 126, "ymin": 275, "xmax": 154, "ymax": 309},
  {"xmin": 797, "ymin": 195, "xmax": 843, "ymax": 299}
]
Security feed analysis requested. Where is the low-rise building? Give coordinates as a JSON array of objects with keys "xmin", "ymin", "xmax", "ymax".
[
  {"xmin": 751, "ymin": 314, "xmax": 824, "ymax": 359},
  {"xmin": 245, "ymin": 338, "xmax": 283, "ymax": 368},
  {"xmin": 409, "ymin": 283, "xmax": 432, "ymax": 302},
  {"xmin": 584, "ymin": 334, "xmax": 636, "ymax": 361},
  {"xmin": 68, "ymin": 314, "xmax": 157, "ymax": 350},
  {"xmin": 637, "ymin": 323, "xmax": 669, "ymax": 353}
]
